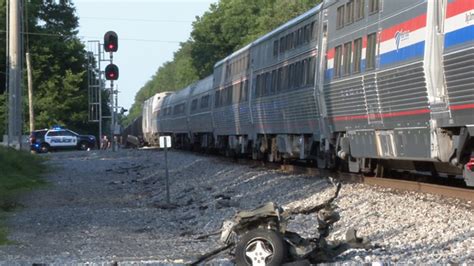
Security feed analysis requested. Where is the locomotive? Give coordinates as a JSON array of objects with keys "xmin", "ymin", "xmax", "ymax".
[{"xmin": 137, "ymin": 0, "xmax": 474, "ymax": 186}]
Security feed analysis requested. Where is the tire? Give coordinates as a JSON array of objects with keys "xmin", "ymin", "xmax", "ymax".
[
  {"xmin": 40, "ymin": 143, "xmax": 50, "ymax": 153},
  {"xmin": 235, "ymin": 228, "xmax": 287, "ymax": 266},
  {"xmin": 79, "ymin": 141, "xmax": 89, "ymax": 151}
]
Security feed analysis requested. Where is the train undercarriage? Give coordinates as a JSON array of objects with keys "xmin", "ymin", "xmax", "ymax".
[{"xmin": 165, "ymin": 125, "xmax": 474, "ymax": 187}]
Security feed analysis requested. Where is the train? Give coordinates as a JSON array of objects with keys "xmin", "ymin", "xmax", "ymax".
[{"xmin": 127, "ymin": 0, "xmax": 474, "ymax": 186}]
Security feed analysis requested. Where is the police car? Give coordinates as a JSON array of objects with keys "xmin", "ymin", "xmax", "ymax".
[{"xmin": 29, "ymin": 127, "xmax": 96, "ymax": 153}]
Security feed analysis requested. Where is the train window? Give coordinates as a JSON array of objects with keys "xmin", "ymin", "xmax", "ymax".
[
  {"xmin": 334, "ymin": 45, "xmax": 343, "ymax": 78},
  {"xmin": 220, "ymin": 88, "xmax": 225, "ymax": 106},
  {"xmin": 353, "ymin": 38, "xmax": 362, "ymax": 73},
  {"xmin": 200, "ymin": 95, "xmax": 209, "ymax": 109},
  {"xmin": 285, "ymin": 34, "xmax": 291, "ymax": 51},
  {"xmin": 346, "ymin": 0, "xmax": 354, "ymax": 25},
  {"xmin": 289, "ymin": 33, "xmax": 295, "ymax": 49},
  {"xmin": 227, "ymin": 86, "xmax": 233, "ymax": 105},
  {"xmin": 271, "ymin": 70, "xmax": 278, "ymax": 94},
  {"xmin": 221, "ymin": 88, "xmax": 226, "ymax": 105},
  {"xmin": 191, "ymin": 99, "xmax": 198, "ymax": 111},
  {"xmin": 280, "ymin": 37, "xmax": 286, "ymax": 53},
  {"xmin": 265, "ymin": 73, "xmax": 272, "ymax": 95},
  {"xmin": 343, "ymin": 42, "xmax": 352, "ymax": 75},
  {"xmin": 256, "ymin": 75, "xmax": 261, "ymax": 98},
  {"xmin": 282, "ymin": 65, "xmax": 289, "ymax": 91},
  {"xmin": 173, "ymin": 103, "xmax": 185, "ymax": 115},
  {"xmin": 302, "ymin": 60, "xmax": 308, "ymax": 86},
  {"xmin": 233, "ymin": 84, "xmax": 240, "ymax": 104},
  {"xmin": 215, "ymin": 90, "xmax": 220, "ymax": 107},
  {"xmin": 308, "ymin": 56, "xmax": 316, "ymax": 85},
  {"xmin": 337, "ymin": 5, "xmax": 345, "ymax": 29},
  {"xmin": 276, "ymin": 67, "xmax": 283, "ymax": 92},
  {"xmin": 238, "ymin": 83, "xmax": 244, "ymax": 102},
  {"xmin": 225, "ymin": 64, "xmax": 231, "ymax": 79},
  {"xmin": 288, "ymin": 64, "xmax": 294, "ymax": 89},
  {"xmin": 304, "ymin": 25, "xmax": 310, "ymax": 43},
  {"xmin": 297, "ymin": 61, "xmax": 303, "ymax": 88},
  {"xmin": 292, "ymin": 63, "xmax": 298, "ymax": 89},
  {"xmin": 243, "ymin": 81, "xmax": 249, "ymax": 101},
  {"xmin": 369, "ymin": 0, "xmax": 379, "ymax": 14},
  {"xmin": 355, "ymin": 0, "xmax": 365, "ymax": 20},
  {"xmin": 366, "ymin": 33, "xmax": 377, "ymax": 70},
  {"xmin": 298, "ymin": 28, "xmax": 304, "ymax": 46},
  {"xmin": 262, "ymin": 74, "xmax": 267, "ymax": 96},
  {"xmin": 273, "ymin": 40, "xmax": 279, "ymax": 57}
]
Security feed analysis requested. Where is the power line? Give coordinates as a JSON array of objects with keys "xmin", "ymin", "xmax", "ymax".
[
  {"xmin": 0, "ymin": 30, "xmax": 219, "ymax": 45},
  {"xmin": 80, "ymin": 16, "xmax": 194, "ymax": 23}
]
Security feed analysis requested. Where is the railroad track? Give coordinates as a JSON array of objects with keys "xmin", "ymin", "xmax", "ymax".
[
  {"xmin": 191, "ymin": 151, "xmax": 474, "ymax": 203},
  {"xmin": 260, "ymin": 161, "xmax": 474, "ymax": 203}
]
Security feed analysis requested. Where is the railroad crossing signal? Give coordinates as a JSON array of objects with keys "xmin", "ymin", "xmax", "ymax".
[
  {"xmin": 105, "ymin": 63, "xmax": 119, "ymax": 80},
  {"xmin": 104, "ymin": 31, "xmax": 118, "ymax": 52}
]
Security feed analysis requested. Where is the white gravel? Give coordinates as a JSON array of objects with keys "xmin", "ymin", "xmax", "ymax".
[{"xmin": 0, "ymin": 149, "xmax": 472, "ymax": 265}]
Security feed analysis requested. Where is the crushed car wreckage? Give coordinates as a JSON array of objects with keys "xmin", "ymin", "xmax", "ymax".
[{"xmin": 192, "ymin": 178, "xmax": 373, "ymax": 265}]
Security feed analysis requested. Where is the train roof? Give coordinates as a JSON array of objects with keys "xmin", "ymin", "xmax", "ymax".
[
  {"xmin": 143, "ymin": 91, "xmax": 172, "ymax": 104},
  {"xmin": 214, "ymin": 43, "xmax": 252, "ymax": 68},
  {"xmin": 214, "ymin": 3, "xmax": 322, "ymax": 68},
  {"xmin": 190, "ymin": 75, "xmax": 214, "ymax": 97},
  {"xmin": 253, "ymin": 3, "xmax": 322, "ymax": 46},
  {"xmin": 165, "ymin": 85, "xmax": 193, "ymax": 106}
]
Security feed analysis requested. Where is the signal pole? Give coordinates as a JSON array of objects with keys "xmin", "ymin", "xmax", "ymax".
[
  {"xmin": 104, "ymin": 31, "xmax": 119, "ymax": 152},
  {"xmin": 110, "ymin": 56, "xmax": 115, "ymax": 152},
  {"xmin": 7, "ymin": 0, "xmax": 23, "ymax": 149}
]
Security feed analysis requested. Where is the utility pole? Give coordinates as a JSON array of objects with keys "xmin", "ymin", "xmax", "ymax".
[
  {"xmin": 26, "ymin": 52, "xmax": 34, "ymax": 133},
  {"xmin": 7, "ymin": 0, "xmax": 23, "ymax": 149}
]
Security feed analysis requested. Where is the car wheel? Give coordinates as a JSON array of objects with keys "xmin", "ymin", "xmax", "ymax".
[
  {"xmin": 40, "ymin": 143, "xmax": 50, "ymax": 153},
  {"xmin": 235, "ymin": 228, "xmax": 287, "ymax": 266},
  {"xmin": 79, "ymin": 141, "xmax": 89, "ymax": 150}
]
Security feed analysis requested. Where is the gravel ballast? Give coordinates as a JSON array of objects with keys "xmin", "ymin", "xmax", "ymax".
[{"xmin": 0, "ymin": 149, "xmax": 472, "ymax": 265}]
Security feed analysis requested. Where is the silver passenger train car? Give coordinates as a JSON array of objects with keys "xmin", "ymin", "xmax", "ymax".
[{"xmin": 146, "ymin": 0, "xmax": 473, "ymax": 186}]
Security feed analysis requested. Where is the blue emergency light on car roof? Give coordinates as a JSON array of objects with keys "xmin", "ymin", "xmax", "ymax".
[{"xmin": 51, "ymin": 125, "xmax": 63, "ymax": 130}]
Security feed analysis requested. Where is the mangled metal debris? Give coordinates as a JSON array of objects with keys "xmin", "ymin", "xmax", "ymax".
[{"xmin": 192, "ymin": 178, "xmax": 372, "ymax": 265}]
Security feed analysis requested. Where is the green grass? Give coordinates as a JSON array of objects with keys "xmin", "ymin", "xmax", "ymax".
[{"xmin": 0, "ymin": 146, "xmax": 48, "ymax": 244}]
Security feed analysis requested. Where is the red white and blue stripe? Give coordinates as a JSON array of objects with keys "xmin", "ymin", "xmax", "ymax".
[{"xmin": 326, "ymin": 0, "xmax": 474, "ymax": 79}]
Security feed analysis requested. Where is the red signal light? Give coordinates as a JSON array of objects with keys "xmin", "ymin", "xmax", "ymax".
[
  {"xmin": 104, "ymin": 31, "xmax": 118, "ymax": 52},
  {"xmin": 105, "ymin": 64, "xmax": 119, "ymax": 80}
]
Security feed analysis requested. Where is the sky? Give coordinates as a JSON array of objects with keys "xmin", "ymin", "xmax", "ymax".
[{"xmin": 74, "ymin": 0, "xmax": 217, "ymax": 111}]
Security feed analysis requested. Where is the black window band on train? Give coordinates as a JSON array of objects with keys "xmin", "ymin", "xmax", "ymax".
[
  {"xmin": 273, "ymin": 21, "xmax": 318, "ymax": 57},
  {"xmin": 254, "ymin": 55, "xmax": 317, "ymax": 98}
]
